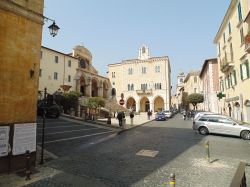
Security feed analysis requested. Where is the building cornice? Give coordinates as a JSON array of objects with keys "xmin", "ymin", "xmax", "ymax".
[
  {"xmin": 41, "ymin": 46, "xmax": 79, "ymax": 60},
  {"xmin": 214, "ymin": 0, "xmax": 237, "ymax": 43},
  {"xmin": 0, "ymin": 0, "xmax": 44, "ymax": 25},
  {"xmin": 199, "ymin": 58, "xmax": 217, "ymax": 78},
  {"xmin": 123, "ymin": 56, "xmax": 169, "ymax": 64}
]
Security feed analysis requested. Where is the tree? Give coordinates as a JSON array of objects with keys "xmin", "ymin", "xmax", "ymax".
[
  {"xmin": 57, "ymin": 91, "xmax": 80, "ymax": 113},
  {"xmin": 186, "ymin": 93, "xmax": 204, "ymax": 110},
  {"xmin": 181, "ymin": 92, "xmax": 189, "ymax": 110},
  {"xmin": 87, "ymin": 97, "xmax": 105, "ymax": 119},
  {"xmin": 87, "ymin": 97, "xmax": 105, "ymax": 108}
]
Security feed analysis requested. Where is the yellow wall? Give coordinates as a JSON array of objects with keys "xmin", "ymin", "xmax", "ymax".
[{"xmin": 0, "ymin": 0, "xmax": 44, "ymax": 124}]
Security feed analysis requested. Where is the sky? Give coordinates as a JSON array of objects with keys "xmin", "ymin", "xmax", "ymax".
[{"xmin": 42, "ymin": 0, "xmax": 230, "ymax": 92}]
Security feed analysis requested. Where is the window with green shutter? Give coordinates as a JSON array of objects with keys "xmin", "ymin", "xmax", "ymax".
[
  {"xmin": 240, "ymin": 64, "xmax": 243, "ymax": 80},
  {"xmin": 246, "ymin": 60, "xmax": 249, "ymax": 78},
  {"xmin": 233, "ymin": 70, "xmax": 237, "ymax": 85}
]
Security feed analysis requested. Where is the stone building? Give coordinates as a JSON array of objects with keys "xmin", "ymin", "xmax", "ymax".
[
  {"xmin": 39, "ymin": 45, "xmax": 112, "ymax": 116},
  {"xmin": 199, "ymin": 58, "xmax": 220, "ymax": 113},
  {"xmin": 183, "ymin": 70, "xmax": 203, "ymax": 110},
  {"xmin": 214, "ymin": 0, "xmax": 250, "ymax": 122},
  {"xmin": 0, "ymin": 0, "xmax": 44, "ymax": 172},
  {"xmin": 108, "ymin": 45, "xmax": 171, "ymax": 113},
  {"xmin": 175, "ymin": 71, "xmax": 186, "ymax": 110}
]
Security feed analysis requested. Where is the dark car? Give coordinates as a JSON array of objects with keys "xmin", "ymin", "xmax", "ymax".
[
  {"xmin": 37, "ymin": 100, "xmax": 61, "ymax": 118},
  {"xmin": 155, "ymin": 112, "xmax": 167, "ymax": 121}
]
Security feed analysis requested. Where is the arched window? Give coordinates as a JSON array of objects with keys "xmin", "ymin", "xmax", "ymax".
[
  {"xmin": 128, "ymin": 84, "xmax": 131, "ymax": 91},
  {"xmin": 131, "ymin": 84, "xmax": 134, "ymax": 91},
  {"xmin": 111, "ymin": 88, "xmax": 116, "ymax": 96},
  {"xmin": 142, "ymin": 47, "xmax": 146, "ymax": 53}
]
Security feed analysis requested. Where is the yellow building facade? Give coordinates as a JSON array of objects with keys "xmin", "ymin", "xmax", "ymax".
[
  {"xmin": 183, "ymin": 71, "xmax": 203, "ymax": 110},
  {"xmin": 214, "ymin": 0, "xmax": 250, "ymax": 122},
  {"xmin": 108, "ymin": 45, "xmax": 171, "ymax": 113},
  {"xmin": 0, "ymin": 0, "xmax": 44, "ymax": 172}
]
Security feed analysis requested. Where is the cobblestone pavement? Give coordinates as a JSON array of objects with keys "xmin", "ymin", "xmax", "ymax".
[{"xmin": 17, "ymin": 114, "xmax": 250, "ymax": 186}]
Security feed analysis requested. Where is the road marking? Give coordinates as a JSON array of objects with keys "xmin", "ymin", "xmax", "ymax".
[
  {"xmin": 136, "ymin": 149, "xmax": 159, "ymax": 157},
  {"xmin": 38, "ymin": 131, "xmax": 114, "ymax": 144},
  {"xmin": 37, "ymin": 121, "xmax": 70, "ymax": 125},
  {"xmin": 37, "ymin": 127, "xmax": 98, "ymax": 135},
  {"xmin": 37, "ymin": 125, "xmax": 83, "ymax": 130}
]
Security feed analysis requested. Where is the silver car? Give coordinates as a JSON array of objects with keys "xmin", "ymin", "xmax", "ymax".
[
  {"xmin": 193, "ymin": 114, "xmax": 250, "ymax": 140},
  {"xmin": 162, "ymin": 110, "xmax": 173, "ymax": 118}
]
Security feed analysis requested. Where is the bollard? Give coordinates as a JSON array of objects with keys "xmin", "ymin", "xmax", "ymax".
[
  {"xmin": 205, "ymin": 141, "xmax": 210, "ymax": 163},
  {"xmin": 25, "ymin": 150, "xmax": 31, "ymax": 180},
  {"xmin": 130, "ymin": 118, "xmax": 133, "ymax": 125},
  {"xmin": 169, "ymin": 173, "xmax": 176, "ymax": 187}
]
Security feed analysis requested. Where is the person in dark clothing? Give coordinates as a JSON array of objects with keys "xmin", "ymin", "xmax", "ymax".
[{"xmin": 117, "ymin": 111, "xmax": 124, "ymax": 127}]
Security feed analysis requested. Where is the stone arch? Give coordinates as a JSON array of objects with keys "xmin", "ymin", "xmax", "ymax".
[
  {"xmin": 103, "ymin": 80, "xmax": 108, "ymax": 98},
  {"xmin": 140, "ymin": 97, "xmax": 150, "ymax": 112},
  {"xmin": 153, "ymin": 96, "xmax": 164, "ymax": 112},
  {"xmin": 126, "ymin": 97, "xmax": 136, "ymax": 111},
  {"xmin": 234, "ymin": 102, "xmax": 241, "ymax": 121},
  {"xmin": 91, "ymin": 78, "xmax": 98, "ymax": 97},
  {"xmin": 111, "ymin": 88, "xmax": 116, "ymax": 97}
]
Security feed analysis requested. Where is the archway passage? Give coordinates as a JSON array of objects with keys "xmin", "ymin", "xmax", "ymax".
[
  {"xmin": 91, "ymin": 79, "xmax": 98, "ymax": 97},
  {"xmin": 154, "ymin": 96, "xmax": 164, "ymax": 112},
  {"xmin": 80, "ymin": 76, "xmax": 86, "ymax": 96},
  {"xmin": 140, "ymin": 97, "xmax": 149, "ymax": 112},
  {"xmin": 103, "ymin": 81, "xmax": 108, "ymax": 98},
  {"xmin": 111, "ymin": 88, "xmax": 116, "ymax": 97},
  {"xmin": 126, "ymin": 97, "xmax": 136, "ymax": 111}
]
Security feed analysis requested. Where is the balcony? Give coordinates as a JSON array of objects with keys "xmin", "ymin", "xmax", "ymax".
[
  {"xmin": 220, "ymin": 55, "xmax": 234, "ymax": 73},
  {"xmin": 136, "ymin": 89, "xmax": 152, "ymax": 95},
  {"xmin": 244, "ymin": 33, "xmax": 250, "ymax": 53}
]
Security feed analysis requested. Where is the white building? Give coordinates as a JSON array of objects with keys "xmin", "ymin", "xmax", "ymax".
[{"xmin": 108, "ymin": 45, "xmax": 171, "ymax": 113}]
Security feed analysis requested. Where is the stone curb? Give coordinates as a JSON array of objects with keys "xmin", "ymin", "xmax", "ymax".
[{"xmin": 60, "ymin": 113, "xmax": 154, "ymax": 134}]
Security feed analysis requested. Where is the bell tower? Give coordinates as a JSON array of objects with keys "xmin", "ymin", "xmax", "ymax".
[{"xmin": 138, "ymin": 45, "xmax": 150, "ymax": 60}]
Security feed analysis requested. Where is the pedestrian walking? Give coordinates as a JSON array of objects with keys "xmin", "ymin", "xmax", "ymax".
[
  {"xmin": 147, "ymin": 110, "xmax": 151, "ymax": 120},
  {"xmin": 117, "ymin": 111, "xmax": 123, "ymax": 127}
]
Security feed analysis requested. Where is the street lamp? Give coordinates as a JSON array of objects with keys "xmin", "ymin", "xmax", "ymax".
[{"xmin": 44, "ymin": 16, "xmax": 60, "ymax": 37}]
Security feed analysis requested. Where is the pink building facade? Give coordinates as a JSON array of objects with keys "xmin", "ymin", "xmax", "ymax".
[{"xmin": 199, "ymin": 58, "xmax": 220, "ymax": 113}]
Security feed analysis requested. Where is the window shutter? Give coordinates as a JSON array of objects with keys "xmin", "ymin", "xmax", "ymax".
[
  {"xmin": 240, "ymin": 64, "xmax": 243, "ymax": 80},
  {"xmin": 234, "ymin": 70, "xmax": 237, "ymax": 85},
  {"xmin": 246, "ymin": 60, "xmax": 250, "ymax": 78}
]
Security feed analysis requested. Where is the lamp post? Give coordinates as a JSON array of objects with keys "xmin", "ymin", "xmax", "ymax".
[
  {"xmin": 43, "ymin": 16, "xmax": 60, "ymax": 37},
  {"xmin": 40, "ymin": 87, "xmax": 47, "ymax": 165}
]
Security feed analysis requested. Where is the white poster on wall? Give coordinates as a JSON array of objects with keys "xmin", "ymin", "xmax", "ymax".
[
  {"xmin": 13, "ymin": 123, "xmax": 36, "ymax": 155},
  {"xmin": 0, "ymin": 126, "xmax": 10, "ymax": 157}
]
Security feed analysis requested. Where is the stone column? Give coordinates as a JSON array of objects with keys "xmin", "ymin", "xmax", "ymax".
[
  {"xmin": 150, "ymin": 102, "xmax": 153, "ymax": 112},
  {"xmin": 136, "ymin": 100, "xmax": 140, "ymax": 113}
]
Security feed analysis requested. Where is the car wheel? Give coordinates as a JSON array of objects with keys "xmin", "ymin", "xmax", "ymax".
[
  {"xmin": 241, "ymin": 130, "xmax": 250, "ymax": 140},
  {"xmin": 198, "ymin": 127, "xmax": 209, "ymax": 135}
]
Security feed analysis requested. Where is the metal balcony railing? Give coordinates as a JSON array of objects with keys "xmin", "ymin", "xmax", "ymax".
[
  {"xmin": 136, "ymin": 89, "xmax": 153, "ymax": 95},
  {"xmin": 220, "ymin": 53, "xmax": 234, "ymax": 73}
]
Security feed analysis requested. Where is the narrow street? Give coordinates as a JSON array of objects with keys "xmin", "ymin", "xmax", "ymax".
[{"xmin": 26, "ymin": 115, "xmax": 250, "ymax": 187}]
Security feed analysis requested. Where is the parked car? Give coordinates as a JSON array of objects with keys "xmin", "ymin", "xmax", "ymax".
[
  {"xmin": 162, "ymin": 110, "xmax": 173, "ymax": 118},
  {"xmin": 155, "ymin": 112, "xmax": 167, "ymax": 121},
  {"xmin": 193, "ymin": 111, "xmax": 215, "ymax": 121},
  {"xmin": 193, "ymin": 114, "xmax": 250, "ymax": 140},
  {"xmin": 37, "ymin": 100, "xmax": 61, "ymax": 118}
]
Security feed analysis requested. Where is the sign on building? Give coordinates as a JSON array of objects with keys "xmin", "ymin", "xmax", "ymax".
[
  {"xmin": 13, "ymin": 123, "xmax": 36, "ymax": 155},
  {"xmin": 0, "ymin": 126, "xmax": 10, "ymax": 157}
]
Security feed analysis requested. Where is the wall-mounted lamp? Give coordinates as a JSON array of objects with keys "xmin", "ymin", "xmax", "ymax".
[
  {"xmin": 29, "ymin": 63, "xmax": 36, "ymax": 79},
  {"xmin": 29, "ymin": 69, "xmax": 35, "ymax": 78},
  {"xmin": 44, "ymin": 16, "xmax": 60, "ymax": 37}
]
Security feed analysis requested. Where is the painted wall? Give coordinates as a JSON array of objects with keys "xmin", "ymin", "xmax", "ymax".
[
  {"xmin": 0, "ymin": 0, "xmax": 44, "ymax": 172},
  {"xmin": 0, "ymin": 0, "xmax": 43, "ymax": 123}
]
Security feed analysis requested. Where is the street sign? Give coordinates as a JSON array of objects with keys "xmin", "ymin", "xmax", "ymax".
[{"xmin": 119, "ymin": 99, "xmax": 124, "ymax": 105}]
